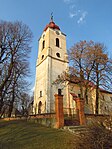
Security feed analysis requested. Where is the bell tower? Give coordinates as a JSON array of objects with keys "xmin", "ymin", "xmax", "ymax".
[{"xmin": 33, "ymin": 17, "xmax": 68, "ymax": 114}]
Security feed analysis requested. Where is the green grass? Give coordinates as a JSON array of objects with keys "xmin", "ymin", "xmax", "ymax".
[{"xmin": 0, "ymin": 120, "xmax": 74, "ymax": 149}]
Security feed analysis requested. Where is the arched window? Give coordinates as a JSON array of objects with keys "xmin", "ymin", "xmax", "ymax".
[
  {"xmin": 41, "ymin": 55, "xmax": 44, "ymax": 60},
  {"xmin": 38, "ymin": 101, "xmax": 42, "ymax": 114},
  {"xmin": 56, "ymin": 38, "xmax": 59, "ymax": 47},
  {"xmin": 42, "ymin": 40, "xmax": 45, "ymax": 49},
  {"xmin": 40, "ymin": 91, "xmax": 42, "ymax": 97}
]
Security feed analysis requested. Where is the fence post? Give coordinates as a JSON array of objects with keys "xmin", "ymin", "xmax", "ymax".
[
  {"xmin": 55, "ymin": 94, "xmax": 64, "ymax": 128},
  {"xmin": 76, "ymin": 98, "xmax": 86, "ymax": 125}
]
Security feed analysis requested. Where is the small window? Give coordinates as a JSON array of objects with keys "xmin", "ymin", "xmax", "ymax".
[
  {"xmin": 78, "ymin": 94, "xmax": 81, "ymax": 98},
  {"xmin": 40, "ymin": 91, "xmax": 42, "ymax": 97},
  {"xmin": 105, "ymin": 106, "xmax": 107, "ymax": 110},
  {"xmin": 56, "ymin": 38, "xmax": 59, "ymax": 47},
  {"xmin": 42, "ymin": 40, "xmax": 45, "ymax": 49},
  {"xmin": 56, "ymin": 53, "xmax": 60, "ymax": 58},
  {"xmin": 42, "ymin": 55, "xmax": 44, "ymax": 60}
]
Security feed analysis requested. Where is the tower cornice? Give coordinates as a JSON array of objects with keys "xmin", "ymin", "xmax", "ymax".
[{"xmin": 36, "ymin": 55, "xmax": 69, "ymax": 67}]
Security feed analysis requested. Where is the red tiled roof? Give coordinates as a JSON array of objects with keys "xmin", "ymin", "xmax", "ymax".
[
  {"xmin": 70, "ymin": 93, "xmax": 78, "ymax": 98},
  {"xmin": 69, "ymin": 76, "xmax": 112, "ymax": 94},
  {"xmin": 44, "ymin": 21, "xmax": 60, "ymax": 31},
  {"xmin": 100, "ymin": 88, "xmax": 112, "ymax": 94}
]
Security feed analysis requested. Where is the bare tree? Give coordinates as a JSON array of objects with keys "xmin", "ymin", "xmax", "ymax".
[
  {"xmin": 20, "ymin": 92, "xmax": 31, "ymax": 116},
  {"xmin": 0, "ymin": 21, "xmax": 32, "ymax": 117},
  {"xmin": 53, "ymin": 41, "xmax": 112, "ymax": 114},
  {"xmin": 69, "ymin": 41, "xmax": 112, "ymax": 114},
  {"xmin": 68, "ymin": 41, "xmax": 95, "ymax": 101},
  {"xmin": 89, "ymin": 43, "xmax": 112, "ymax": 114}
]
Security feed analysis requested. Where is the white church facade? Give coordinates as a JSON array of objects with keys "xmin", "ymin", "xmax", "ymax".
[
  {"xmin": 33, "ymin": 18, "xmax": 68, "ymax": 114},
  {"xmin": 33, "ymin": 18, "xmax": 112, "ymax": 115}
]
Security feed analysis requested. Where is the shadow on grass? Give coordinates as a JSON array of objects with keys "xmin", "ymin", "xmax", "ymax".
[{"xmin": 0, "ymin": 120, "xmax": 74, "ymax": 149}]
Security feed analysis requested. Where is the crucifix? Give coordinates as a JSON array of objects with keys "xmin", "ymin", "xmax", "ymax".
[{"xmin": 51, "ymin": 12, "xmax": 53, "ymax": 22}]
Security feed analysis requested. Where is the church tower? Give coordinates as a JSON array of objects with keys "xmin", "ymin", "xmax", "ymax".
[{"xmin": 33, "ymin": 17, "xmax": 68, "ymax": 114}]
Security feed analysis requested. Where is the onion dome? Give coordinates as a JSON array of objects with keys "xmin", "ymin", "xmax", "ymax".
[
  {"xmin": 44, "ymin": 21, "xmax": 60, "ymax": 31},
  {"xmin": 44, "ymin": 14, "xmax": 60, "ymax": 31}
]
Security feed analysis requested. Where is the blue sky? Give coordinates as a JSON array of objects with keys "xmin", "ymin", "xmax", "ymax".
[{"xmin": 0, "ymin": 0, "xmax": 112, "ymax": 93}]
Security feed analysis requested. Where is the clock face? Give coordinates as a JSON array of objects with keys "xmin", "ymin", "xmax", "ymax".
[{"xmin": 56, "ymin": 31, "xmax": 60, "ymax": 35}]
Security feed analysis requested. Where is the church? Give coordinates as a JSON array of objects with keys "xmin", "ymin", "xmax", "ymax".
[{"xmin": 33, "ymin": 17, "xmax": 112, "ymax": 116}]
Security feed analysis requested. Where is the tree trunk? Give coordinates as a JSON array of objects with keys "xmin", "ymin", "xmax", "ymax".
[
  {"xmin": 80, "ymin": 69, "xmax": 84, "ymax": 98},
  {"xmin": 0, "ymin": 107, "xmax": 6, "ymax": 118},
  {"xmin": 95, "ymin": 63, "xmax": 99, "ymax": 114},
  {"xmin": 8, "ymin": 87, "xmax": 15, "ymax": 118},
  {"xmin": 8, "ymin": 101, "xmax": 14, "ymax": 118},
  {"xmin": 84, "ymin": 88, "xmax": 88, "ymax": 104},
  {"xmin": 95, "ymin": 85, "xmax": 99, "ymax": 114},
  {"xmin": 0, "ymin": 91, "xmax": 4, "ymax": 115}
]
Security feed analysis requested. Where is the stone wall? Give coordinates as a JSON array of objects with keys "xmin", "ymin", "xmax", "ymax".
[
  {"xmin": 28, "ymin": 113, "xmax": 56, "ymax": 128},
  {"xmin": 85, "ymin": 114, "xmax": 110, "ymax": 125}
]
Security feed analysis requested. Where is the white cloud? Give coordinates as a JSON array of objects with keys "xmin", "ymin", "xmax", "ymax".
[
  {"xmin": 77, "ymin": 11, "xmax": 88, "ymax": 24},
  {"xmin": 69, "ymin": 4, "xmax": 75, "ymax": 10},
  {"xmin": 63, "ymin": 0, "xmax": 73, "ymax": 4},
  {"xmin": 69, "ymin": 12, "xmax": 77, "ymax": 18},
  {"xmin": 63, "ymin": 0, "xmax": 88, "ymax": 24}
]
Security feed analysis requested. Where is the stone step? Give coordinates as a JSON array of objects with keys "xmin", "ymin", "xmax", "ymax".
[
  {"xmin": 63, "ymin": 125, "xmax": 87, "ymax": 129},
  {"xmin": 63, "ymin": 125, "xmax": 89, "ymax": 135}
]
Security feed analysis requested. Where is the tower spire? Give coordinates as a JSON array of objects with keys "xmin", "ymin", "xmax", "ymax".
[{"xmin": 50, "ymin": 12, "xmax": 53, "ymax": 22}]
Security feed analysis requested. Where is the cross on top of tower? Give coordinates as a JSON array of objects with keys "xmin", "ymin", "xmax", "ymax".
[
  {"xmin": 50, "ymin": 12, "xmax": 53, "ymax": 22},
  {"xmin": 44, "ymin": 14, "xmax": 60, "ymax": 31}
]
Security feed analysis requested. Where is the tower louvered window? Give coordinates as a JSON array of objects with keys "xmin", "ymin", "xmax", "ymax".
[
  {"xmin": 42, "ymin": 40, "xmax": 45, "ymax": 49},
  {"xmin": 56, "ymin": 38, "xmax": 59, "ymax": 47}
]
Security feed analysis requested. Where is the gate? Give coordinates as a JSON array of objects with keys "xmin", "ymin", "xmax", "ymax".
[{"xmin": 63, "ymin": 108, "xmax": 80, "ymax": 126}]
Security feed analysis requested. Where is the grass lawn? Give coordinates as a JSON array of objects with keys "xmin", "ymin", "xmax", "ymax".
[{"xmin": 0, "ymin": 120, "xmax": 74, "ymax": 149}]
